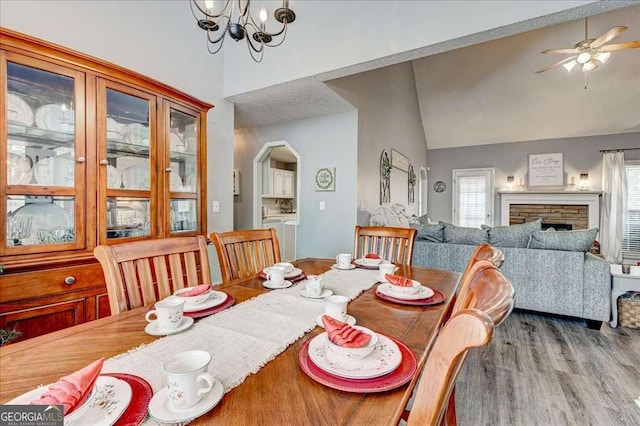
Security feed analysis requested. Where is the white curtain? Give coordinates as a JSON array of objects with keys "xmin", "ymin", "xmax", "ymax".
[{"xmin": 600, "ymin": 152, "xmax": 627, "ymax": 263}]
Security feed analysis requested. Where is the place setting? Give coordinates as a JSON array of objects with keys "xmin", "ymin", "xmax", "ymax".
[
  {"xmin": 331, "ymin": 253, "xmax": 356, "ymax": 270},
  {"xmin": 374, "ymin": 268, "xmax": 445, "ymax": 306},
  {"xmin": 6, "ymin": 358, "xmax": 152, "ymax": 426},
  {"xmin": 353, "ymin": 253, "xmax": 386, "ymax": 270},
  {"xmin": 299, "ymin": 274, "xmax": 333, "ymax": 299},
  {"xmin": 259, "ymin": 261, "xmax": 306, "ymax": 286},
  {"xmin": 173, "ymin": 284, "xmax": 235, "ymax": 319},
  {"xmin": 298, "ymin": 314, "xmax": 418, "ymax": 393}
]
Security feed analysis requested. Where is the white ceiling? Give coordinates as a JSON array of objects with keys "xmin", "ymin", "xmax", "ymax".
[{"xmin": 231, "ymin": 3, "xmax": 640, "ymax": 149}]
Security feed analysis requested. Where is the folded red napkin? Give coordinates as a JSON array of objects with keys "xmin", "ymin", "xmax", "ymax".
[
  {"xmin": 31, "ymin": 358, "xmax": 104, "ymax": 415},
  {"xmin": 365, "ymin": 253, "xmax": 381, "ymax": 259},
  {"xmin": 321, "ymin": 315, "xmax": 371, "ymax": 348},
  {"xmin": 179, "ymin": 284, "xmax": 211, "ymax": 297},
  {"xmin": 385, "ymin": 274, "xmax": 413, "ymax": 287}
]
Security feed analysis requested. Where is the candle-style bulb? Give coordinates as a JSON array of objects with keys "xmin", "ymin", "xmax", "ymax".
[
  {"xmin": 259, "ymin": 7, "xmax": 268, "ymax": 23},
  {"xmin": 204, "ymin": 0, "xmax": 214, "ymax": 11}
]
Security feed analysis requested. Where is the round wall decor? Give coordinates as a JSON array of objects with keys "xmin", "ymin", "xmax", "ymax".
[{"xmin": 433, "ymin": 181, "xmax": 446, "ymax": 193}]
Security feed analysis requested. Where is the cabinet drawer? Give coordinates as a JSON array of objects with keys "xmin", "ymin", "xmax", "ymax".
[{"xmin": 0, "ymin": 263, "xmax": 106, "ymax": 303}]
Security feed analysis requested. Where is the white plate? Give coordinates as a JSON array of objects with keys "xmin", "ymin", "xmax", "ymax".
[
  {"xmin": 121, "ymin": 165, "xmax": 150, "ymax": 190},
  {"xmin": 106, "ymin": 117, "xmax": 123, "ymax": 140},
  {"xmin": 377, "ymin": 282, "xmax": 435, "ymax": 300},
  {"xmin": 300, "ymin": 289, "xmax": 333, "ymax": 299},
  {"xmin": 123, "ymin": 123, "xmax": 149, "ymax": 146},
  {"xmin": 166, "ymin": 291, "xmax": 227, "ymax": 313},
  {"xmin": 7, "ymin": 152, "xmax": 32, "ymax": 185},
  {"xmin": 330, "ymin": 264, "xmax": 356, "ymax": 271},
  {"xmin": 307, "ymin": 332, "xmax": 402, "ymax": 379},
  {"xmin": 262, "ymin": 267, "xmax": 303, "ymax": 279},
  {"xmin": 33, "ymin": 157, "xmax": 75, "ymax": 186},
  {"xmin": 354, "ymin": 258, "xmax": 383, "ymax": 269},
  {"xmin": 106, "ymin": 165, "xmax": 121, "ymax": 189},
  {"xmin": 7, "ymin": 375, "xmax": 132, "ymax": 426},
  {"xmin": 263, "ymin": 280, "xmax": 293, "ymax": 289},
  {"xmin": 315, "ymin": 314, "xmax": 356, "ymax": 328},
  {"xmin": 11, "ymin": 202, "xmax": 73, "ymax": 235},
  {"xmin": 35, "ymin": 104, "xmax": 75, "ymax": 133},
  {"xmin": 148, "ymin": 378, "xmax": 224, "ymax": 424},
  {"xmin": 7, "ymin": 92, "xmax": 34, "ymax": 126},
  {"xmin": 145, "ymin": 316, "xmax": 194, "ymax": 336}
]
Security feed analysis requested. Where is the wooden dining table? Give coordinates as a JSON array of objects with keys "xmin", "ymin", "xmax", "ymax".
[{"xmin": 0, "ymin": 258, "xmax": 459, "ymax": 425}]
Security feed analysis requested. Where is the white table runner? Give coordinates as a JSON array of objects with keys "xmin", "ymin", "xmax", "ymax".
[{"xmin": 103, "ymin": 267, "xmax": 380, "ymax": 424}]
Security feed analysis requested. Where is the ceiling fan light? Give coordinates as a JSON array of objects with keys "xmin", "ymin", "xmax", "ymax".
[
  {"xmin": 582, "ymin": 61, "xmax": 597, "ymax": 72},
  {"xmin": 563, "ymin": 60, "xmax": 578, "ymax": 72},
  {"xmin": 577, "ymin": 52, "xmax": 591, "ymax": 64},
  {"xmin": 594, "ymin": 52, "xmax": 611, "ymax": 63}
]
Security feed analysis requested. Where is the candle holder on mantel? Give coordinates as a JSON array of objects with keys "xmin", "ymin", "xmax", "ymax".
[{"xmin": 579, "ymin": 173, "xmax": 590, "ymax": 191}]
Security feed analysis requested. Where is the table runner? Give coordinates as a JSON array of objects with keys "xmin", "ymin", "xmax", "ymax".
[{"xmin": 103, "ymin": 267, "xmax": 380, "ymax": 424}]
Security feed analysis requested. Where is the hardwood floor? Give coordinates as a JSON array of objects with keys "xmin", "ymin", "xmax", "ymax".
[{"xmin": 456, "ymin": 310, "xmax": 640, "ymax": 426}]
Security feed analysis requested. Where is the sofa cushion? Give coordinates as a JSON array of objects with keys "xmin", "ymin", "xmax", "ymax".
[
  {"xmin": 481, "ymin": 218, "xmax": 542, "ymax": 248},
  {"xmin": 411, "ymin": 223, "xmax": 445, "ymax": 242},
  {"xmin": 529, "ymin": 228, "xmax": 599, "ymax": 252},
  {"xmin": 440, "ymin": 222, "xmax": 488, "ymax": 245}
]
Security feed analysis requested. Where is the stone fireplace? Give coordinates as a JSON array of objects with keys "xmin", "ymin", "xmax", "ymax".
[{"xmin": 499, "ymin": 191, "xmax": 601, "ymax": 230}]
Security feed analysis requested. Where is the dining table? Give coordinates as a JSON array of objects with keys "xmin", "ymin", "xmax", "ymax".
[{"xmin": 0, "ymin": 258, "xmax": 459, "ymax": 425}]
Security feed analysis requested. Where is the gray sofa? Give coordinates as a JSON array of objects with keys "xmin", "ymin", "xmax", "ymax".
[{"xmin": 411, "ymin": 221, "xmax": 611, "ymax": 323}]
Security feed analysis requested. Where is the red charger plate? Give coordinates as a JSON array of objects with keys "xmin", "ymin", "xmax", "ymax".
[
  {"xmin": 374, "ymin": 286, "xmax": 445, "ymax": 306},
  {"xmin": 184, "ymin": 294, "xmax": 235, "ymax": 319},
  {"xmin": 102, "ymin": 373, "xmax": 152, "ymax": 426},
  {"xmin": 297, "ymin": 333, "xmax": 417, "ymax": 393}
]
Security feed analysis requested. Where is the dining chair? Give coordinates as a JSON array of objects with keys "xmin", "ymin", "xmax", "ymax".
[
  {"xmin": 94, "ymin": 236, "xmax": 212, "ymax": 315},
  {"xmin": 406, "ymin": 309, "xmax": 495, "ymax": 426},
  {"xmin": 353, "ymin": 226, "xmax": 417, "ymax": 265},
  {"xmin": 210, "ymin": 228, "xmax": 281, "ymax": 282}
]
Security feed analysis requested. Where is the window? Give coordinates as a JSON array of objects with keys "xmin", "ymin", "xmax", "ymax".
[
  {"xmin": 452, "ymin": 168, "xmax": 494, "ymax": 228},
  {"xmin": 623, "ymin": 161, "xmax": 640, "ymax": 258}
]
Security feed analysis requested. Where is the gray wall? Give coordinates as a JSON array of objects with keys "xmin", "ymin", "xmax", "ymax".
[
  {"xmin": 327, "ymin": 62, "xmax": 428, "ymax": 224},
  {"xmin": 427, "ymin": 132, "xmax": 640, "ymax": 224},
  {"xmin": 234, "ymin": 111, "xmax": 358, "ymax": 258}
]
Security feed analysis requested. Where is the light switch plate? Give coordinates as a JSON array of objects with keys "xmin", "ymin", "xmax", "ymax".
[
  {"xmin": 212, "ymin": 201, "xmax": 220, "ymax": 212},
  {"xmin": 319, "ymin": 201, "xmax": 325, "ymax": 211}
]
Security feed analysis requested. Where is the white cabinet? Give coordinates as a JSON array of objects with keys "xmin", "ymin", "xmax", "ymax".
[
  {"xmin": 261, "ymin": 216, "xmax": 297, "ymax": 261},
  {"xmin": 270, "ymin": 169, "xmax": 294, "ymax": 198}
]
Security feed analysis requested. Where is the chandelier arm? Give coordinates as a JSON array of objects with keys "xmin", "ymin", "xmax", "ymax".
[
  {"xmin": 206, "ymin": 16, "xmax": 231, "ymax": 44},
  {"xmin": 207, "ymin": 35, "xmax": 226, "ymax": 55},
  {"xmin": 245, "ymin": 32, "xmax": 266, "ymax": 54},
  {"xmin": 264, "ymin": 24, "xmax": 288, "ymax": 47},
  {"xmin": 237, "ymin": 0, "xmax": 251, "ymax": 23},
  {"xmin": 246, "ymin": 37, "xmax": 265, "ymax": 63},
  {"xmin": 191, "ymin": 0, "xmax": 232, "ymax": 19}
]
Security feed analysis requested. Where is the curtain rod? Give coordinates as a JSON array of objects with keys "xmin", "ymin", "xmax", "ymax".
[{"xmin": 600, "ymin": 147, "xmax": 640, "ymax": 153}]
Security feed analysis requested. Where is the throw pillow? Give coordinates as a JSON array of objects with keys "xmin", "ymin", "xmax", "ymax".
[
  {"xmin": 411, "ymin": 223, "xmax": 445, "ymax": 242},
  {"xmin": 440, "ymin": 222, "xmax": 488, "ymax": 245},
  {"xmin": 481, "ymin": 218, "xmax": 542, "ymax": 248},
  {"xmin": 528, "ymin": 228, "xmax": 599, "ymax": 252}
]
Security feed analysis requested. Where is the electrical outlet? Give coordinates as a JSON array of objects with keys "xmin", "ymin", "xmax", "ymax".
[
  {"xmin": 212, "ymin": 201, "xmax": 220, "ymax": 212},
  {"xmin": 360, "ymin": 201, "xmax": 366, "ymax": 212},
  {"xmin": 319, "ymin": 201, "xmax": 325, "ymax": 211}
]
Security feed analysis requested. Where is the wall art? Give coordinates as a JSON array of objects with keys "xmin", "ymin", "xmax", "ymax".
[
  {"xmin": 528, "ymin": 152, "xmax": 563, "ymax": 186},
  {"xmin": 314, "ymin": 167, "xmax": 335, "ymax": 191}
]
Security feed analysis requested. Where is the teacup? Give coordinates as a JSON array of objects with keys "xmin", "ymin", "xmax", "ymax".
[
  {"xmin": 145, "ymin": 297, "xmax": 185, "ymax": 331},
  {"xmin": 306, "ymin": 275, "xmax": 323, "ymax": 297},
  {"xmin": 164, "ymin": 350, "xmax": 214, "ymax": 410},
  {"xmin": 378, "ymin": 263, "xmax": 398, "ymax": 282},
  {"xmin": 266, "ymin": 266, "xmax": 287, "ymax": 287},
  {"xmin": 336, "ymin": 253, "xmax": 352, "ymax": 269},
  {"xmin": 274, "ymin": 262, "xmax": 294, "ymax": 274},
  {"xmin": 324, "ymin": 295, "xmax": 349, "ymax": 321}
]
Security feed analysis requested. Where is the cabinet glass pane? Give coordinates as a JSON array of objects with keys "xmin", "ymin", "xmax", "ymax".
[
  {"xmin": 106, "ymin": 197, "xmax": 150, "ymax": 239},
  {"xmin": 170, "ymin": 199, "xmax": 197, "ymax": 232},
  {"xmin": 105, "ymin": 89, "xmax": 150, "ymax": 190},
  {"xmin": 7, "ymin": 196, "xmax": 75, "ymax": 246},
  {"xmin": 6, "ymin": 62, "xmax": 75, "ymax": 187},
  {"xmin": 169, "ymin": 109, "xmax": 197, "ymax": 193}
]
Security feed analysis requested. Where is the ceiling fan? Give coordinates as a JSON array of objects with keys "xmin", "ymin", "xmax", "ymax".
[{"xmin": 536, "ymin": 17, "xmax": 640, "ymax": 74}]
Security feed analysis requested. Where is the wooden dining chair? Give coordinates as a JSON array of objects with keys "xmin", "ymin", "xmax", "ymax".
[
  {"xmin": 94, "ymin": 236, "xmax": 212, "ymax": 315},
  {"xmin": 353, "ymin": 226, "xmax": 417, "ymax": 265},
  {"xmin": 406, "ymin": 309, "xmax": 495, "ymax": 426},
  {"xmin": 210, "ymin": 228, "xmax": 281, "ymax": 282}
]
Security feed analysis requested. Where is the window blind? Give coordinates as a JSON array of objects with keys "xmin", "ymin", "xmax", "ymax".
[
  {"xmin": 453, "ymin": 168, "xmax": 494, "ymax": 228},
  {"xmin": 623, "ymin": 162, "xmax": 640, "ymax": 257}
]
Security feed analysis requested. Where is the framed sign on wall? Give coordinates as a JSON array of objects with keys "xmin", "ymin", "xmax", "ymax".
[
  {"xmin": 391, "ymin": 149, "xmax": 409, "ymax": 172},
  {"xmin": 528, "ymin": 152, "xmax": 563, "ymax": 186}
]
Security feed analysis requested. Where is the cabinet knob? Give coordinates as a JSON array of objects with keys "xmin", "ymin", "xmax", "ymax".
[
  {"xmin": 64, "ymin": 276, "xmax": 76, "ymax": 285},
  {"xmin": 165, "ymin": 168, "xmax": 173, "ymax": 173},
  {"xmin": 77, "ymin": 157, "xmax": 86, "ymax": 163},
  {"xmin": 99, "ymin": 160, "xmax": 109, "ymax": 166}
]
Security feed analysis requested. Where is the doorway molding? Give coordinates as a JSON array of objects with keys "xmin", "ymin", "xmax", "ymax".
[{"xmin": 252, "ymin": 140, "xmax": 302, "ymax": 229}]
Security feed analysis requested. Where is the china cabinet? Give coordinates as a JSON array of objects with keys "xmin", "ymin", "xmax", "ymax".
[{"xmin": 0, "ymin": 28, "xmax": 212, "ymax": 342}]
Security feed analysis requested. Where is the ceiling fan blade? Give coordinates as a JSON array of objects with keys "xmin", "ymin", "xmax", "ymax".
[
  {"xmin": 541, "ymin": 48, "xmax": 579, "ymax": 54},
  {"xmin": 591, "ymin": 26, "xmax": 627, "ymax": 48},
  {"xmin": 535, "ymin": 56, "xmax": 578, "ymax": 74},
  {"xmin": 598, "ymin": 40, "xmax": 640, "ymax": 52}
]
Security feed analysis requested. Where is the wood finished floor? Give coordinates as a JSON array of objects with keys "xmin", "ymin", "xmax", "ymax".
[{"xmin": 456, "ymin": 311, "xmax": 640, "ymax": 426}]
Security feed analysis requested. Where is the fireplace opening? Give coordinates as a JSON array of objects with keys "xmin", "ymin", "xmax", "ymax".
[{"xmin": 541, "ymin": 223, "xmax": 573, "ymax": 231}]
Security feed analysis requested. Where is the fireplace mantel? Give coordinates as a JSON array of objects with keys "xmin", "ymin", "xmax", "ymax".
[{"xmin": 499, "ymin": 190, "xmax": 602, "ymax": 229}]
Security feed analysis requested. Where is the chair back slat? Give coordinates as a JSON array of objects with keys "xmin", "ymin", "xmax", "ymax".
[
  {"xmin": 210, "ymin": 229, "xmax": 281, "ymax": 282},
  {"xmin": 353, "ymin": 226, "xmax": 417, "ymax": 265},
  {"xmin": 153, "ymin": 256, "xmax": 171, "ymax": 297},
  {"xmin": 136, "ymin": 258, "xmax": 156, "ymax": 306},
  {"xmin": 183, "ymin": 251, "xmax": 199, "ymax": 286}
]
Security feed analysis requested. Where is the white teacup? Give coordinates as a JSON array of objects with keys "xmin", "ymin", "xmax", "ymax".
[
  {"xmin": 378, "ymin": 262, "xmax": 398, "ymax": 282},
  {"xmin": 306, "ymin": 275, "xmax": 323, "ymax": 297},
  {"xmin": 274, "ymin": 262, "xmax": 294, "ymax": 274},
  {"xmin": 164, "ymin": 350, "xmax": 214, "ymax": 410},
  {"xmin": 336, "ymin": 253, "xmax": 352, "ymax": 269},
  {"xmin": 324, "ymin": 295, "xmax": 349, "ymax": 321},
  {"xmin": 145, "ymin": 297, "xmax": 185, "ymax": 331},
  {"xmin": 266, "ymin": 266, "xmax": 287, "ymax": 287}
]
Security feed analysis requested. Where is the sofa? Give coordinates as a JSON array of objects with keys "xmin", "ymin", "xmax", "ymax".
[{"xmin": 410, "ymin": 220, "xmax": 611, "ymax": 323}]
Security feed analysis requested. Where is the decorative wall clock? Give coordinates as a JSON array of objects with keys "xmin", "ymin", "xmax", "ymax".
[
  {"xmin": 433, "ymin": 181, "xmax": 446, "ymax": 193},
  {"xmin": 315, "ymin": 167, "xmax": 335, "ymax": 191}
]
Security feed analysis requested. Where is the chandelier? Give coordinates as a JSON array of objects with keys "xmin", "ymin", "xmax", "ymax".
[{"xmin": 190, "ymin": 0, "xmax": 296, "ymax": 62}]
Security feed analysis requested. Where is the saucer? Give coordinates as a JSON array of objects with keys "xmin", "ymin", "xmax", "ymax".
[
  {"xmin": 300, "ymin": 289, "xmax": 333, "ymax": 299},
  {"xmin": 263, "ymin": 280, "xmax": 293, "ymax": 289},
  {"xmin": 330, "ymin": 264, "xmax": 356, "ymax": 271},
  {"xmin": 145, "ymin": 317, "xmax": 194, "ymax": 336},
  {"xmin": 148, "ymin": 378, "xmax": 224, "ymax": 424},
  {"xmin": 316, "ymin": 314, "xmax": 356, "ymax": 328}
]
